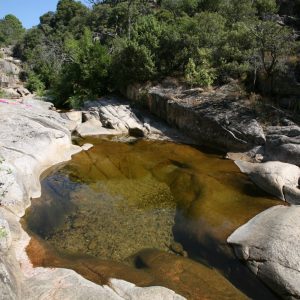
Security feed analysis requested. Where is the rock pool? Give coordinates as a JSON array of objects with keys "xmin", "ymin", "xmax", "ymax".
[{"xmin": 23, "ymin": 137, "xmax": 281, "ymax": 299}]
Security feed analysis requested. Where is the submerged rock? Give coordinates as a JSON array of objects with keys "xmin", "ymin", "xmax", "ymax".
[
  {"xmin": 169, "ymin": 241, "xmax": 187, "ymax": 257},
  {"xmin": 228, "ymin": 206, "xmax": 300, "ymax": 299}
]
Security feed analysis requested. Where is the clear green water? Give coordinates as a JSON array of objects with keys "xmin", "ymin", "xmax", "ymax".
[{"xmin": 23, "ymin": 137, "xmax": 281, "ymax": 300}]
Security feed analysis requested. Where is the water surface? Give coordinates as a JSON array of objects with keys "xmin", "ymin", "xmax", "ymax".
[{"xmin": 23, "ymin": 137, "xmax": 281, "ymax": 299}]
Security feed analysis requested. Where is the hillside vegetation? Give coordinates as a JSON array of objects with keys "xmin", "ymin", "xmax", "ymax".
[{"xmin": 1, "ymin": 0, "xmax": 300, "ymax": 108}]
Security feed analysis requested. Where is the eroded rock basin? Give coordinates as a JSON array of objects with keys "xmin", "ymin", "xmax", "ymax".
[{"xmin": 22, "ymin": 137, "xmax": 281, "ymax": 299}]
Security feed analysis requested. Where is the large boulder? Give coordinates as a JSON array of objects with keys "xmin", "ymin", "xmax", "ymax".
[
  {"xmin": 235, "ymin": 160, "xmax": 300, "ymax": 202},
  {"xmin": 228, "ymin": 206, "xmax": 300, "ymax": 299},
  {"xmin": 0, "ymin": 99, "xmax": 80, "ymax": 216},
  {"xmin": 265, "ymin": 126, "xmax": 300, "ymax": 166},
  {"xmin": 23, "ymin": 269, "xmax": 185, "ymax": 300}
]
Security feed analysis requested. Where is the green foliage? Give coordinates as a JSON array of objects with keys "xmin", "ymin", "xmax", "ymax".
[
  {"xmin": 0, "ymin": 14, "xmax": 25, "ymax": 46},
  {"xmin": 0, "ymin": 89, "xmax": 8, "ymax": 98},
  {"xmin": 54, "ymin": 28, "xmax": 111, "ymax": 107},
  {"xmin": 161, "ymin": 0, "xmax": 198, "ymax": 16},
  {"xmin": 16, "ymin": 0, "xmax": 297, "ymax": 106},
  {"xmin": 111, "ymin": 39, "xmax": 156, "ymax": 88},
  {"xmin": 0, "ymin": 227, "xmax": 7, "ymax": 239},
  {"xmin": 250, "ymin": 20, "xmax": 295, "ymax": 77},
  {"xmin": 219, "ymin": 0, "xmax": 257, "ymax": 24},
  {"xmin": 254, "ymin": 0, "xmax": 278, "ymax": 15},
  {"xmin": 26, "ymin": 73, "xmax": 46, "ymax": 96},
  {"xmin": 185, "ymin": 49, "xmax": 216, "ymax": 87}
]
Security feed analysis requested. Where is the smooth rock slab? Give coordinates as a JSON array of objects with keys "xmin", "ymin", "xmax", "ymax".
[
  {"xmin": 228, "ymin": 206, "xmax": 300, "ymax": 299},
  {"xmin": 0, "ymin": 218, "xmax": 12, "ymax": 252}
]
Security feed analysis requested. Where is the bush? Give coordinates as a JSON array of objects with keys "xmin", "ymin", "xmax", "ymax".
[
  {"xmin": 185, "ymin": 57, "xmax": 216, "ymax": 87},
  {"xmin": 111, "ymin": 39, "xmax": 156, "ymax": 89},
  {"xmin": 26, "ymin": 73, "xmax": 45, "ymax": 96},
  {"xmin": 53, "ymin": 28, "xmax": 111, "ymax": 107}
]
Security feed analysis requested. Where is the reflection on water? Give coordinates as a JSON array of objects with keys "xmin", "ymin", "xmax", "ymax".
[{"xmin": 23, "ymin": 137, "xmax": 281, "ymax": 299}]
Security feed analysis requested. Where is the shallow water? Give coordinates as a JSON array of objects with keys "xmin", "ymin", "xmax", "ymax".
[{"xmin": 23, "ymin": 137, "xmax": 281, "ymax": 299}]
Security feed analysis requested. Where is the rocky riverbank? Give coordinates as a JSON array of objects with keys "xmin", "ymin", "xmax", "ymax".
[{"xmin": 0, "ymin": 98, "xmax": 184, "ymax": 299}]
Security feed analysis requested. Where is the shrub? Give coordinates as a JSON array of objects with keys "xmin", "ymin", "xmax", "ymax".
[
  {"xmin": 184, "ymin": 49, "xmax": 216, "ymax": 87},
  {"xmin": 26, "ymin": 73, "xmax": 45, "ymax": 96}
]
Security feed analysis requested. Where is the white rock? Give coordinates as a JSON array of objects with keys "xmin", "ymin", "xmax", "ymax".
[
  {"xmin": 76, "ymin": 118, "xmax": 119, "ymax": 137},
  {"xmin": 81, "ymin": 143, "xmax": 93, "ymax": 151},
  {"xmin": 84, "ymin": 99, "xmax": 147, "ymax": 137},
  {"xmin": 235, "ymin": 160, "xmax": 300, "ymax": 200},
  {"xmin": 283, "ymin": 186, "xmax": 300, "ymax": 204},
  {"xmin": 228, "ymin": 205, "xmax": 300, "ymax": 298},
  {"xmin": 62, "ymin": 111, "xmax": 82, "ymax": 125},
  {"xmin": 110, "ymin": 279, "xmax": 185, "ymax": 300}
]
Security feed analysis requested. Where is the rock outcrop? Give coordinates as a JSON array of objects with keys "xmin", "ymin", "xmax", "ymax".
[
  {"xmin": 228, "ymin": 206, "xmax": 300, "ymax": 299},
  {"xmin": 125, "ymin": 81, "xmax": 300, "ymax": 299},
  {"xmin": 0, "ymin": 58, "xmax": 20, "ymax": 88},
  {"xmin": 0, "ymin": 98, "xmax": 185, "ymax": 300},
  {"xmin": 126, "ymin": 82, "xmax": 266, "ymax": 151}
]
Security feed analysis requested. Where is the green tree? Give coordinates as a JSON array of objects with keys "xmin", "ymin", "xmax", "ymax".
[
  {"xmin": 250, "ymin": 21, "xmax": 295, "ymax": 78},
  {"xmin": 54, "ymin": 28, "xmax": 110, "ymax": 107},
  {"xmin": 0, "ymin": 14, "xmax": 25, "ymax": 46},
  {"xmin": 111, "ymin": 39, "xmax": 156, "ymax": 88},
  {"xmin": 220, "ymin": 0, "xmax": 257, "ymax": 24},
  {"xmin": 184, "ymin": 49, "xmax": 216, "ymax": 87},
  {"xmin": 161, "ymin": 0, "xmax": 198, "ymax": 16},
  {"xmin": 254, "ymin": 0, "xmax": 278, "ymax": 16}
]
